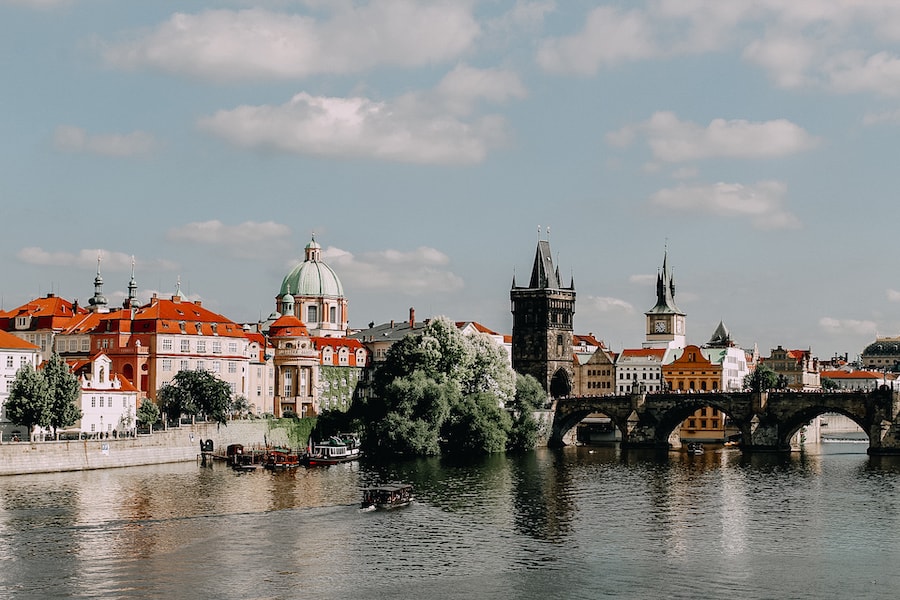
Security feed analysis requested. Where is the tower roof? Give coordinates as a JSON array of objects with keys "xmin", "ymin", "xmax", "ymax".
[
  {"xmin": 279, "ymin": 236, "xmax": 344, "ymax": 298},
  {"xmin": 646, "ymin": 249, "xmax": 683, "ymax": 315}
]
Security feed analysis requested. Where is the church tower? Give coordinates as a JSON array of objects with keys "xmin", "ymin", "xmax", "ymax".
[
  {"xmin": 643, "ymin": 249, "xmax": 686, "ymax": 349},
  {"xmin": 88, "ymin": 253, "xmax": 109, "ymax": 313},
  {"xmin": 510, "ymin": 229, "xmax": 576, "ymax": 398}
]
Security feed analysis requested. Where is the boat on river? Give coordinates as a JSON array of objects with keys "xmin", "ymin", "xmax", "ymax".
[
  {"xmin": 304, "ymin": 436, "xmax": 361, "ymax": 466},
  {"xmin": 265, "ymin": 448, "xmax": 302, "ymax": 470},
  {"xmin": 361, "ymin": 483, "xmax": 414, "ymax": 511},
  {"xmin": 686, "ymin": 442, "xmax": 704, "ymax": 455}
]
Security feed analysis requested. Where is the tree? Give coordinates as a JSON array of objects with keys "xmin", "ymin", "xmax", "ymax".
[
  {"xmin": 360, "ymin": 316, "xmax": 516, "ymax": 457},
  {"xmin": 5, "ymin": 364, "xmax": 50, "ymax": 441},
  {"xmin": 230, "ymin": 395, "xmax": 250, "ymax": 419},
  {"xmin": 136, "ymin": 400, "xmax": 161, "ymax": 430},
  {"xmin": 43, "ymin": 353, "xmax": 82, "ymax": 437},
  {"xmin": 744, "ymin": 364, "xmax": 778, "ymax": 392},
  {"xmin": 506, "ymin": 373, "xmax": 547, "ymax": 452},
  {"xmin": 157, "ymin": 370, "xmax": 232, "ymax": 424}
]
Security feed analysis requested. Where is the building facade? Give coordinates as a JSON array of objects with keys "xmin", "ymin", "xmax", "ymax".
[
  {"xmin": 510, "ymin": 234, "xmax": 576, "ymax": 397},
  {"xmin": 0, "ymin": 330, "xmax": 42, "ymax": 440}
]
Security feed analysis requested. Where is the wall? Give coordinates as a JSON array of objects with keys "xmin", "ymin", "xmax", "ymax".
[{"xmin": 0, "ymin": 420, "xmax": 291, "ymax": 476}]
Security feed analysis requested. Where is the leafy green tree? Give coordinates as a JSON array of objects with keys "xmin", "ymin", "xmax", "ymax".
[
  {"xmin": 43, "ymin": 353, "xmax": 82, "ymax": 437},
  {"xmin": 744, "ymin": 364, "xmax": 778, "ymax": 392},
  {"xmin": 157, "ymin": 370, "xmax": 232, "ymax": 424},
  {"xmin": 821, "ymin": 377, "xmax": 839, "ymax": 391},
  {"xmin": 136, "ymin": 400, "xmax": 161, "ymax": 429},
  {"xmin": 361, "ymin": 316, "xmax": 515, "ymax": 457},
  {"xmin": 230, "ymin": 395, "xmax": 250, "ymax": 419},
  {"xmin": 506, "ymin": 373, "xmax": 547, "ymax": 451},
  {"xmin": 5, "ymin": 363, "xmax": 51, "ymax": 441}
]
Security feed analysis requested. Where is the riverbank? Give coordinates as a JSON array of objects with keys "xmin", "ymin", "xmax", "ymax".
[{"xmin": 0, "ymin": 420, "xmax": 290, "ymax": 476}]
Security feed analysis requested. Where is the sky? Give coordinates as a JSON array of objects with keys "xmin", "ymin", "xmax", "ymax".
[{"xmin": 2, "ymin": 0, "xmax": 900, "ymax": 362}]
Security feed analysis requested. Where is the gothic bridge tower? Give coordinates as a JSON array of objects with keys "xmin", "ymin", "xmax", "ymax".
[{"xmin": 511, "ymin": 231, "xmax": 576, "ymax": 398}]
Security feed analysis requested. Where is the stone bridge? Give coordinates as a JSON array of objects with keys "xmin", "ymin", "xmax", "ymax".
[{"xmin": 550, "ymin": 387, "xmax": 900, "ymax": 454}]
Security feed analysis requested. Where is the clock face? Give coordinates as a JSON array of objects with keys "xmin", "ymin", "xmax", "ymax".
[{"xmin": 654, "ymin": 320, "xmax": 666, "ymax": 333}]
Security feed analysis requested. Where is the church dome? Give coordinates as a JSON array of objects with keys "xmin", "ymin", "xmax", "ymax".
[
  {"xmin": 863, "ymin": 339, "xmax": 900, "ymax": 356},
  {"xmin": 279, "ymin": 237, "xmax": 344, "ymax": 298}
]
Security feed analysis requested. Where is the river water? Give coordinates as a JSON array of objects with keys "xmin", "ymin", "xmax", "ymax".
[{"xmin": 1, "ymin": 443, "xmax": 899, "ymax": 600}]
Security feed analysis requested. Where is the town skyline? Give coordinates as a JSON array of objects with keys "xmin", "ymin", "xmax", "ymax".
[{"xmin": 4, "ymin": 1, "xmax": 900, "ymax": 361}]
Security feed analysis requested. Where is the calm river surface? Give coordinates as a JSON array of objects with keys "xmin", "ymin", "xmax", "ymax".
[{"xmin": 2, "ymin": 444, "xmax": 899, "ymax": 599}]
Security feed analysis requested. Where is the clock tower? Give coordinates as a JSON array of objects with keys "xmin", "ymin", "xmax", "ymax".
[{"xmin": 643, "ymin": 249, "xmax": 686, "ymax": 349}]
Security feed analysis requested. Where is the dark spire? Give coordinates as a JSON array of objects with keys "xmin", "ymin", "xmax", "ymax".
[{"xmin": 647, "ymin": 248, "xmax": 682, "ymax": 314}]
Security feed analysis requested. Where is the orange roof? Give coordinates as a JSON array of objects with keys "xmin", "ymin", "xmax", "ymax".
[
  {"xmin": 0, "ymin": 330, "xmax": 40, "ymax": 350},
  {"xmin": 455, "ymin": 321, "xmax": 501, "ymax": 335},
  {"xmin": 128, "ymin": 297, "xmax": 246, "ymax": 337},
  {"xmin": 268, "ymin": 314, "xmax": 309, "ymax": 337},
  {"xmin": 619, "ymin": 348, "xmax": 667, "ymax": 359},
  {"xmin": 821, "ymin": 370, "xmax": 883, "ymax": 379},
  {"xmin": 0, "ymin": 294, "xmax": 89, "ymax": 331}
]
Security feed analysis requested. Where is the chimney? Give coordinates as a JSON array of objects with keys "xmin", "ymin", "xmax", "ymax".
[
  {"xmin": 409, "ymin": 307, "xmax": 415, "ymax": 328},
  {"xmin": 390, "ymin": 320, "xmax": 394, "ymax": 329}
]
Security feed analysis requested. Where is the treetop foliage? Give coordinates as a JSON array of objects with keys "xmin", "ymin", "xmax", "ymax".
[
  {"xmin": 358, "ymin": 316, "xmax": 535, "ymax": 458},
  {"xmin": 158, "ymin": 369, "xmax": 232, "ymax": 424}
]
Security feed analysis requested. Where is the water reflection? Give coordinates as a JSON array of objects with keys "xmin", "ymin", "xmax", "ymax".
[{"xmin": 3, "ymin": 445, "xmax": 900, "ymax": 599}]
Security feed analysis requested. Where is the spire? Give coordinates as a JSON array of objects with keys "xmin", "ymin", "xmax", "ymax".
[
  {"xmin": 88, "ymin": 251, "xmax": 109, "ymax": 313},
  {"xmin": 125, "ymin": 255, "xmax": 137, "ymax": 308},
  {"xmin": 281, "ymin": 284, "xmax": 295, "ymax": 316},
  {"xmin": 173, "ymin": 276, "xmax": 184, "ymax": 300},
  {"xmin": 528, "ymin": 227, "xmax": 562, "ymax": 289},
  {"xmin": 648, "ymin": 247, "xmax": 681, "ymax": 314}
]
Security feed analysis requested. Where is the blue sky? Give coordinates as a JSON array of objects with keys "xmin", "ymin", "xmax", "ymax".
[{"xmin": 3, "ymin": 0, "xmax": 900, "ymax": 361}]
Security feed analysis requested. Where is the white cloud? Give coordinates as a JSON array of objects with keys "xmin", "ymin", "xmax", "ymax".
[
  {"xmin": 607, "ymin": 111, "xmax": 819, "ymax": 163},
  {"xmin": 537, "ymin": 6, "xmax": 657, "ymax": 75},
  {"xmin": 649, "ymin": 181, "xmax": 801, "ymax": 230},
  {"xmin": 196, "ymin": 68, "xmax": 517, "ymax": 164},
  {"xmin": 16, "ymin": 247, "xmax": 177, "ymax": 272},
  {"xmin": 101, "ymin": 3, "xmax": 479, "ymax": 82},
  {"xmin": 323, "ymin": 245, "xmax": 464, "ymax": 295},
  {"xmin": 584, "ymin": 295, "xmax": 635, "ymax": 314},
  {"xmin": 629, "ymin": 274, "xmax": 656, "ymax": 286},
  {"xmin": 53, "ymin": 126, "xmax": 158, "ymax": 157},
  {"xmin": 824, "ymin": 50, "xmax": 900, "ymax": 97},
  {"xmin": 167, "ymin": 220, "xmax": 292, "ymax": 259},
  {"xmin": 819, "ymin": 317, "xmax": 877, "ymax": 335},
  {"xmin": 888, "ymin": 289, "xmax": 900, "ymax": 302}
]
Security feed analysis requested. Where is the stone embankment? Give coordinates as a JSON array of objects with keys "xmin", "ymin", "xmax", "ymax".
[{"xmin": 0, "ymin": 421, "xmax": 290, "ymax": 476}]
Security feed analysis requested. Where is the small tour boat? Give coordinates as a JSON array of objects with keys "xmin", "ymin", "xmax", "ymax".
[
  {"xmin": 265, "ymin": 448, "xmax": 302, "ymax": 470},
  {"xmin": 686, "ymin": 442, "xmax": 704, "ymax": 455},
  {"xmin": 361, "ymin": 484, "xmax": 414, "ymax": 511}
]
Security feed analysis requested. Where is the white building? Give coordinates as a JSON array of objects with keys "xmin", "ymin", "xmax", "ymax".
[
  {"xmin": 72, "ymin": 353, "xmax": 138, "ymax": 437},
  {"xmin": 0, "ymin": 330, "xmax": 42, "ymax": 440}
]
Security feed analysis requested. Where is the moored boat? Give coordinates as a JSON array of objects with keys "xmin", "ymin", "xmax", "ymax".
[
  {"xmin": 361, "ymin": 484, "xmax": 414, "ymax": 510},
  {"xmin": 686, "ymin": 442, "xmax": 704, "ymax": 455},
  {"xmin": 304, "ymin": 436, "xmax": 361, "ymax": 466},
  {"xmin": 265, "ymin": 448, "xmax": 302, "ymax": 470}
]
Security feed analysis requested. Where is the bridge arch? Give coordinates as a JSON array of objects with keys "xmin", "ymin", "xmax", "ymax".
[{"xmin": 551, "ymin": 388, "xmax": 900, "ymax": 453}]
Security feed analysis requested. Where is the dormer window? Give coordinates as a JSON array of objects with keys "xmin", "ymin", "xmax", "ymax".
[
  {"xmin": 195, "ymin": 322, "xmax": 202, "ymax": 334},
  {"xmin": 179, "ymin": 321, "xmax": 186, "ymax": 333}
]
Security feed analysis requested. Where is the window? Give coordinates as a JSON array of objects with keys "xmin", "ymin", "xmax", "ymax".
[
  {"xmin": 307, "ymin": 305, "xmax": 318, "ymax": 323},
  {"xmin": 330, "ymin": 306, "xmax": 337, "ymax": 323},
  {"xmin": 91, "ymin": 398, "xmax": 96, "ymax": 408},
  {"xmin": 212, "ymin": 361, "xmax": 221, "ymax": 373},
  {"xmin": 81, "ymin": 339, "xmax": 89, "ymax": 352},
  {"xmin": 197, "ymin": 340, "xmax": 206, "ymax": 353},
  {"xmin": 229, "ymin": 342, "xmax": 238, "ymax": 354},
  {"xmin": 162, "ymin": 338, "xmax": 173, "ymax": 351},
  {"xmin": 181, "ymin": 339, "xmax": 190, "ymax": 352},
  {"xmin": 162, "ymin": 359, "xmax": 172, "ymax": 371},
  {"xmin": 6, "ymin": 356, "xmax": 12, "ymax": 368},
  {"xmin": 228, "ymin": 362, "xmax": 237, "ymax": 374},
  {"xmin": 180, "ymin": 360, "xmax": 189, "ymax": 371},
  {"xmin": 99, "ymin": 397, "xmax": 104, "ymax": 408},
  {"xmin": 196, "ymin": 360, "xmax": 205, "ymax": 371},
  {"xmin": 20, "ymin": 356, "xmax": 28, "ymax": 366},
  {"xmin": 212, "ymin": 341, "xmax": 222, "ymax": 354}
]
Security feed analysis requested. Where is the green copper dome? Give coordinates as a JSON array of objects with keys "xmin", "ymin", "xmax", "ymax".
[{"xmin": 279, "ymin": 237, "xmax": 344, "ymax": 298}]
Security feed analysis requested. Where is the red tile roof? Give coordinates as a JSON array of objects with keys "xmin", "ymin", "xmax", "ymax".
[{"xmin": 0, "ymin": 330, "xmax": 40, "ymax": 350}]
